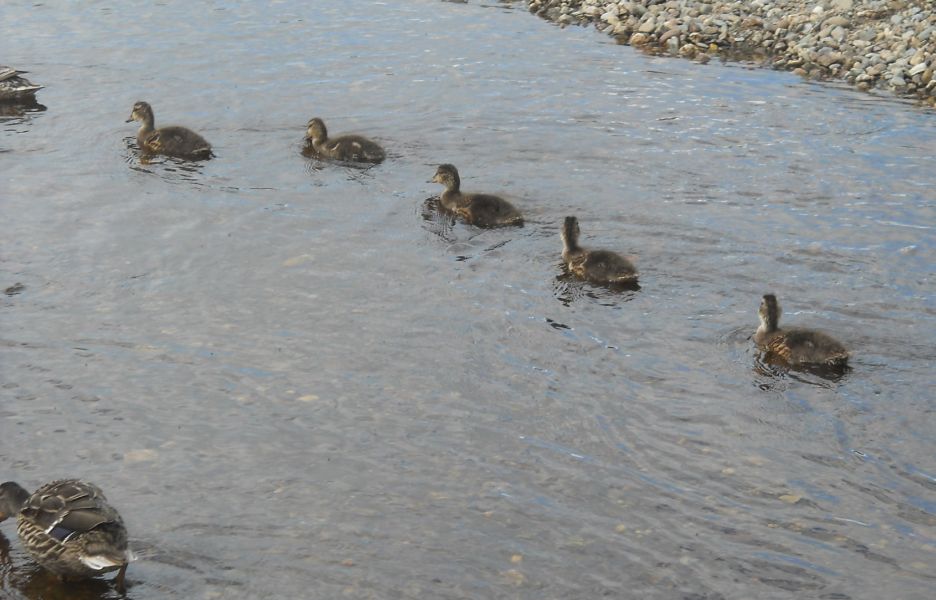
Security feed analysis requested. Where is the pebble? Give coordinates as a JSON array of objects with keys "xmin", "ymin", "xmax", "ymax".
[{"xmin": 526, "ymin": 0, "xmax": 936, "ymax": 105}]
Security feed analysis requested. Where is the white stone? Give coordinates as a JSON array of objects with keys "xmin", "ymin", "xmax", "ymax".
[
  {"xmin": 909, "ymin": 62, "xmax": 928, "ymax": 76},
  {"xmin": 638, "ymin": 16, "xmax": 656, "ymax": 33}
]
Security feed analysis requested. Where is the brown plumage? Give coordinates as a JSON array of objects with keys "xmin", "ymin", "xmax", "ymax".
[
  {"xmin": 126, "ymin": 101, "xmax": 212, "ymax": 160},
  {"xmin": 0, "ymin": 66, "xmax": 42, "ymax": 102},
  {"xmin": 560, "ymin": 216, "xmax": 638, "ymax": 284},
  {"xmin": 753, "ymin": 294, "xmax": 849, "ymax": 367},
  {"xmin": 0, "ymin": 480, "xmax": 132, "ymax": 591},
  {"xmin": 303, "ymin": 117, "xmax": 385, "ymax": 164},
  {"xmin": 430, "ymin": 164, "xmax": 523, "ymax": 228}
]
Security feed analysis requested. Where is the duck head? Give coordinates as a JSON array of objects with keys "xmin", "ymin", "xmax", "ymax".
[
  {"xmin": 306, "ymin": 118, "xmax": 327, "ymax": 142},
  {"xmin": 430, "ymin": 164, "xmax": 460, "ymax": 190},
  {"xmin": 0, "ymin": 482, "xmax": 29, "ymax": 521},
  {"xmin": 126, "ymin": 101, "xmax": 153, "ymax": 124}
]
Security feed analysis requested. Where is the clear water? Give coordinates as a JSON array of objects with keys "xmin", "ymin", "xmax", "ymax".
[{"xmin": 1, "ymin": 1, "xmax": 934, "ymax": 599}]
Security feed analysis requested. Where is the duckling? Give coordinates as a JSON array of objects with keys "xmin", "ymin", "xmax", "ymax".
[
  {"xmin": 430, "ymin": 164, "xmax": 523, "ymax": 228},
  {"xmin": 303, "ymin": 118, "xmax": 385, "ymax": 164},
  {"xmin": 561, "ymin": 216, "xmax": 638, "ymax": 284},
  {"xmin": 0, "ymin": 480, "xmax": 132, "ymax": 591},
  {"xmin": 753, "ymin": 294, "xmax": 849, "ymax": 367},
  {"xmin": 0, "ymin": 66, "xmax": 42, "ymax": 102},
  {"xmin": 126, "ymin": 101, "xmax": 212, "ymax": 160}
]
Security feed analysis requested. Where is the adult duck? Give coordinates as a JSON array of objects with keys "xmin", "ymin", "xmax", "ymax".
[{"xmin": 0, "ymin": 479, "xmax": 133, "ymax": 591}]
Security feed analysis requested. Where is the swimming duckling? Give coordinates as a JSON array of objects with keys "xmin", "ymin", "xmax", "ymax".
[
  {"xmin": 0, "ymin": 66, "xmax": 42, "ymax": 102},
  {"xmin": 0, "ymin": 480, "xmax": 133, "ymax": 591},
  {"xmin": 125, "ymin": 101, "xmax": 212, "ymax": 160},
  {"xmin": 753, "ymin": 294, "xmax": 849, "ymax": 367},
  {"xmin": 561, "ymin": 216, "xmax": 638, "ymax": 284},
  {"xmin": 303, "ymin": 118, "xmax": 385, "ymax": 164},
  {"xmin": 430, "ymin": 164, "xmax": 523, "ymax": 228}
]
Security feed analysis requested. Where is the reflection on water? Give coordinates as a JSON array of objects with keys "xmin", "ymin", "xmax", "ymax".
[
  {"xmin": 0, "ymin": 100, "xmax": 46, "ymax": 119},
  {"xmin": 1, "ymin": 0, "xmax": 935, "ymax": 599},
  {"xmin": 553, "ymin": 272, "xmax": 641, "ymax": 306}
]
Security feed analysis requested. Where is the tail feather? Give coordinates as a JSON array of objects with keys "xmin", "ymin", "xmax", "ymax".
[{"xmin": 80, "ymin": 553, "xmax": 127, "ymax": 571}]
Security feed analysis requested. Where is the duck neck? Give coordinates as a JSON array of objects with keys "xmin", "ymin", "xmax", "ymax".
[
  {"xmin": 439, "ymin": 184, "xmax": 460, "ymax": 209},
  {"xmin": 308, "ymin": 132, "xmax": 326, "ymax": 147},
  {"xmin": 756, "ymin": 314, "xmax": 779, "ymax": 337},
  {"xmin": 561, "ymin": 228, "xmax": 582, "ymax": 259},
  {"xmin": 137, "ymin": 113, "xmax": 155, "ymax": 138}
]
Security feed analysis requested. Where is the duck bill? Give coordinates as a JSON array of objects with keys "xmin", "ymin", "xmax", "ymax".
[{"xmin": 125, "ymin": 114, "xmax": 135, "ymax": 123}]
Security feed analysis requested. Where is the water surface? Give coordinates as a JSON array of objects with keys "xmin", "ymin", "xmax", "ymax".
[{"xmin": 1, "ymin": 1, "xmax": 934, "ymax": 599}]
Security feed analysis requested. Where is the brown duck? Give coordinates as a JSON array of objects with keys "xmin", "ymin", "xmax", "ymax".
[
  {"xmin": 304, "ymin": 117, "xmax": 385, "ymax": 163},
  {"xmin": 561, "ymin": 216, "xmax": 637, "ymax": 284},
  {"xmin": 126, "ymin": 101, "xmax": 212, "ymax": 160},
  {"xmin": 0, "ymin": 480, "xmax": 133, "ymax": 591},
  {"xmin": 430, "ymin": 164, "xmax": 523, "ymax": 228},
  {"xmin": 753, "ymin": 294, "xmax": 849, "ymax": 367}
]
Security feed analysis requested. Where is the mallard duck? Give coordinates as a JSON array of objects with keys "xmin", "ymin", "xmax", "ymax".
[
  {"xmin": 0, "ymin": 66, "xmax": 42, "ymax": 102},
  {"xmin": 126, "ymin": 101, "xmax": 212, "ymax": 160},
  {"xmin": 561, "ymin": 216, "xmax": 638, "ymax": 284},
  {"xmin": 430, "ymin": 164, "xmax": 523, "ymax": 228},
  {"xmin": 303, "ymin": 117, "xmax": 385, "ymax": 163},
  {"xmin": 0, "ymin": 480, "xmax": 132, "ymax": 590},
  {"xmin": 753, "ymin": 294, "xmax": 849, "ymax": 367}
]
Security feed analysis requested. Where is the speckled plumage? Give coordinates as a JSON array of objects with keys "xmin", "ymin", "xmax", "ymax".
[
  {"xmin": 0, "ymin": 480, "xmax": 131, "ymax": 589},
  {"xmin": 430, "ymin": 164, "xmax": 523, "ymax": 228},
  {"xmin": 126, "ymin": 100, "xmax": 213, "ymax": 160},
  {"xmin": 561, "ymin": 216, "xmax": 637, "ymax": 284},
  {"xmin": 754, "ymin": 294, "xmax": 849, "ymax": 367},
  {"xmin": 0, "ymin": 66, "xmax": 42, "ymax": 102},
  {"xmin": 304, "ymin": 117, "xmax": 385, "ymax": 164}
]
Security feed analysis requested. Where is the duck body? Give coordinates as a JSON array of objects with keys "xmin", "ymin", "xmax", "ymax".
[
  {"xmin": 127, "ymin": 101, "xmax": 212, "ymax": 160},
  {"xmin": 304, "ymin": 118, "xmax": 385, "ymax": 164},
  {"xmin": 561, "ymin": 216, "xmax": 637, "ymax": 284},
  {"xmin": 0, "ymin": 480, "xmax": 132, "ymax": 588},
  {"xmin": 0, "ymin": 66, "xmax": 42, "ymax": 102},
  {"xmin": 431, "ymin": 164, "xmax": 523, "ymax": 228},
  {"xmin": 754, "ymin": 294, "xmax": 849, "ymax": 367}
]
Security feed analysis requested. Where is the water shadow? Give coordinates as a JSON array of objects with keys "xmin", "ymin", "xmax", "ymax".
[
  {"xmin": 419, "ymin": 196, "xmax": 457, "ymax": 243},
  {"xmin": 552, "ymin": 268, "xmax": 640, "ymax": 307},
  {"xmin": 755, "ymin": 351, "xmax": 851, "ymax": 384},
  {"xmin": 0, "ymin": 99, "xmax": 47, "ymax": 120},
  {"xmin": 124, "ymin": 137, "xmax": 208, "ymax": 186}
]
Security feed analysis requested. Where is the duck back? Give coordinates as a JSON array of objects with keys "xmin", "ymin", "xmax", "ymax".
[
  {"xmin": 767, "ymin": 328, "xmax": 849, "ymax": 366},
  {"xmin": 458, "ymin": 193, "xmax": 523, "ymax": 228},
  {"xmin": 141, "ymin": 126, "xmax": 212, "ymax": 160}
]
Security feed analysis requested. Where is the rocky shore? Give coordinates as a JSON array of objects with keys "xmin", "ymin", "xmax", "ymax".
[{"xmin": 526, "ymin": 0, "xmax": 936, "ymax": 106}]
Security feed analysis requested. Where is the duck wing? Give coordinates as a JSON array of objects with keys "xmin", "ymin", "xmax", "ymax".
[
  {"xmin": 145, "ymin": 126, "xmax": 212, "ymax": 158},
  {"xmin": 462, "ymin": 194, "xmax": 523, "ymax": 227},
  {"xmin": 0, "ymin": 66, "xmax": 42, "ymax": 100},
  {"xmin": 582, "ymin": 250, "xmax": 637, "ymax": 282},
  {"xmin": 330, "ymin": 134, "xmax": 385, "ymax": 163},
  {"xmin": 22, "ymin": 480, "xmax": 116, "ymax": 540}
]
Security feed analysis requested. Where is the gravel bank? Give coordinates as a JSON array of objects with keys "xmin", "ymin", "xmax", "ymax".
[{"xmin": 526, "ymin": 0, "xmax": 936, "ymax": 106}]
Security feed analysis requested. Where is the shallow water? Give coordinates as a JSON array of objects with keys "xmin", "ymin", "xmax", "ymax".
[{"xmin": 1, "ymin": 1, "xmax": 934, "ymax": 599}]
